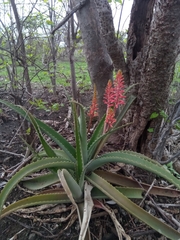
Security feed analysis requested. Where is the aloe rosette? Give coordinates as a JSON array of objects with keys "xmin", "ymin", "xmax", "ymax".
[{"xmin": 0, "ymin": 71, "xmax": 180, "ymax": 240}]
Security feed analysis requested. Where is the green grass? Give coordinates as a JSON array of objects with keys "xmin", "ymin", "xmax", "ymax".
[
  {"xmin": 29, "ymin": 61, "xmax": 91, "ymax": 87},
  {"xmin": 0, "ymin": 61, "xmax": 91, "ymax": 90}
]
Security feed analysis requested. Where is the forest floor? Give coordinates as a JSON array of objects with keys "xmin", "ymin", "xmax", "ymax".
[{"xmin": 0, "ymin": 85, "xmax": 179, "ymax": 240}]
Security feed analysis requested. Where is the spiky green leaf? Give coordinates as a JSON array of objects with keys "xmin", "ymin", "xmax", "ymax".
[
  {"xmin": 25, "ymin": 109, "xmax": 56, "ymax": 157},
  {"xmin": 77, "ymin": 102, "xmax": 88, "ymax": 164},
  {"xmin": 87, "ymin": 115, "xmax": 105, "ymax": 149},
  {"xmin": 114, "ymin": 95, "xmax": 136, "ymax": 128},
  {"xmin": 0, "ymin": 158, "xmax": 75, "ymax": 213},
  {"xmin": 0, "ymin": 100, "xmax": 76, "ymax": 162},
  {"xmin": 35, "ymin": 118, "xmax": 76, "ymax": 161},
  {"xmin": 86, "ymin": 151, "xmax": 180, "ymax": 189},
  {"xmin": 88, "ymin": 124, "xmax": 128, "ymax": 160},
  {"xmin": 86, "ymin": 173, "xmax": 180, "ymax": 240},
  {"xmin": 22, "ymin": 172, "xmax": 59, "ymax": 190},
  {"xmin": 58, "ymin": 169, "xmax": 83, "ymax": 226},
  {"xmin": 0, "ymin": 192, "xmax": 70, "ymax": 219},
  {"xmin": 58, "ymin": 169, "xmax": 83, "ymax": 201},
  {"xmin": 33, "ymin": 149, "xmax": 69, "ymax": 161},
  {"xmin": 72, "ymin": 102, "xmax": 84, "ymax": 180},
  {"xmin": 91, "ymin": 186, "xmax": 143, "ymax": 199}
]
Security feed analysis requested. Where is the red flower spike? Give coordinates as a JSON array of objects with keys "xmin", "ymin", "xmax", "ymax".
[
  {"xmin": 88, "ymin": 84, "xmax": 98, "ymax": 119},
  {"xmin": 104, "ymin": 107, "xmax": 116, "ymax": 132},
  {"xmin": 103, "ymin": 80, "xmax": 114, "ymax": 108},
  {"xmin": 88, "ymin": 84, "xmax": 98, "ymax": 132},
  {"xmin": 113, "ymin": 70, "xmax": 126, "ymax": 109}
]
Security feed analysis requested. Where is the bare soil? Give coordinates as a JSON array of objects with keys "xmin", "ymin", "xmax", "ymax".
[{"xmin": 0, "ymin": 86, "xmax": 179, "ymax": 240}]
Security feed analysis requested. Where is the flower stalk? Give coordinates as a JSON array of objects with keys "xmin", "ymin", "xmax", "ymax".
[
  {"xmin": 103, "ymin": 70, "xmax": 126, "ymax": 133},
  {"xmin": 88, "ymin": 70, "xmax": 126, "ymax": 134},
  {"xmin": 88, "ymin": 84, "xmax": 98, "ymax": 132}
]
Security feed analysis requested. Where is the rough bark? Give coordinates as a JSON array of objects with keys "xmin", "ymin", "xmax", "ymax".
[
  {"xmin": 125, "ymin": 0, "xmax": 180, "ymax": 156},
  {"xmin": 71, "ymin": 0, "xmax": 113, "ymax": 117},
  {"xmin": 95, "ymin": 0, "xmax": 129, "ymax": 84}
]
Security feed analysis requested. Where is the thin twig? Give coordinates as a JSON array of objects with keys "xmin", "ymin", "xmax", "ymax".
[
  {"xmin": 157, "ymin": 203, "xmax": 180, "ymax": 207},
  {"xmin": 6, "ymin": 216, "xmax": 33, "ymax": 229},
  {"xmin": 65, "ymin": 106, "xmax": 72, "ymax": 129},
  {"xmin": 139, "ymin": 179, "xmax": 156, "ymax": 207},
  {"xmin": 116, "ymin": 0, "xmax": 125, "ymax": 39},
  {"xmin": 129, "ymin": 230, "xmax": 157, "ymax": 238},
  {"xmin": 148, "ymin": 197, "xmax": 178, "ymax": 229},
  {"xmin": 8, "ymin": 154, "xmax": 33, "ymax": 177},
  {"xmin": 158, "ymin": 150, "xmax": 180, "ymax": 165},
  {"xmin": 7, "ymin": 103, "xmax": 33, "ymax": 147},
  {"xmin": 0, "ymin": 149, "xmax": 24, "ymax": 158}
]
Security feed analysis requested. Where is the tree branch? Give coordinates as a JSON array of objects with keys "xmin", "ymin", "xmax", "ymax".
[{"xmin": 51, "ymin": 0, "xmax": 87, "ymax": 35}]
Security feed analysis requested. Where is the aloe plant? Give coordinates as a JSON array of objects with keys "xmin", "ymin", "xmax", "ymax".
[{"xmin": 1, "ymin": 71, "xmax": 180, "ymax": 240}]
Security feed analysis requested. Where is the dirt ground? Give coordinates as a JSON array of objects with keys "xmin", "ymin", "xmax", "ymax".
[{"xmin": 0, "ymin": 86, "xmax": 179, "ymax": 240}]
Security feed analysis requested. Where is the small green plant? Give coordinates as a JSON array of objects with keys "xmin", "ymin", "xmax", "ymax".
[
  {"xmin": 29, "ymin": 98, "xmax": 60, "ymax": 112},
  {"xmin": 150, "ymin": 111, "xmax": 159, "ymax": 119},
  {"xmin": 147, "ymin": 127, "xmax": 154, "ymax": 133},
  {"xmin": 164, "ymin": 162, "xmax": 180, "ymax": 179},
  {"xmin": 26, "ymin": 127, "xmax": 31, "ymax": 135},
  {"xmin": 51, "ymin": 102, "xmax": 60, "ymax": 111},
  {"xmin": 175, "ymin": 120, "xmax": 180, "ymax": 130},
  {"xmin": 29, "ymin": 98, "xmax": 49, "ymax": 111},
  {"xmin": 0, "ymin": 71, "xmax": 180, "ymax": 239},
  {"xmin": 148, "ymin": 110, "xmax": 169, "ymax": 133}
]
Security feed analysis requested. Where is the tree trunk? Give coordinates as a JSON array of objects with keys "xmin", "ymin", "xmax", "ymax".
[
  {"xmin": 71, "ymin": 0, "xmax": 113, "ymax": 117},
  {"xmin": 10, "ymin": 0, "xmax": 35, "ymax": 145},
  {"xmin": 95, "ymin": 0, "xmax": 129, "ymax": 84},
  {"xmin": 67, "ymin": 2, "xmax": 78, "ymax": 101},
  {"xmin": 124, "ymin": 0, "xmax": 180, "ymax": 156},
  {"xmin": 73, "ymin": 0, "xmax": 180, "ymax": 156},
  {"xmin": 49, "ymin": 0, "xmax": 57, "ymax": 95},
  {"xmin": 10, "ymin": 0, "xmax": 32, "ymax": 95}
]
